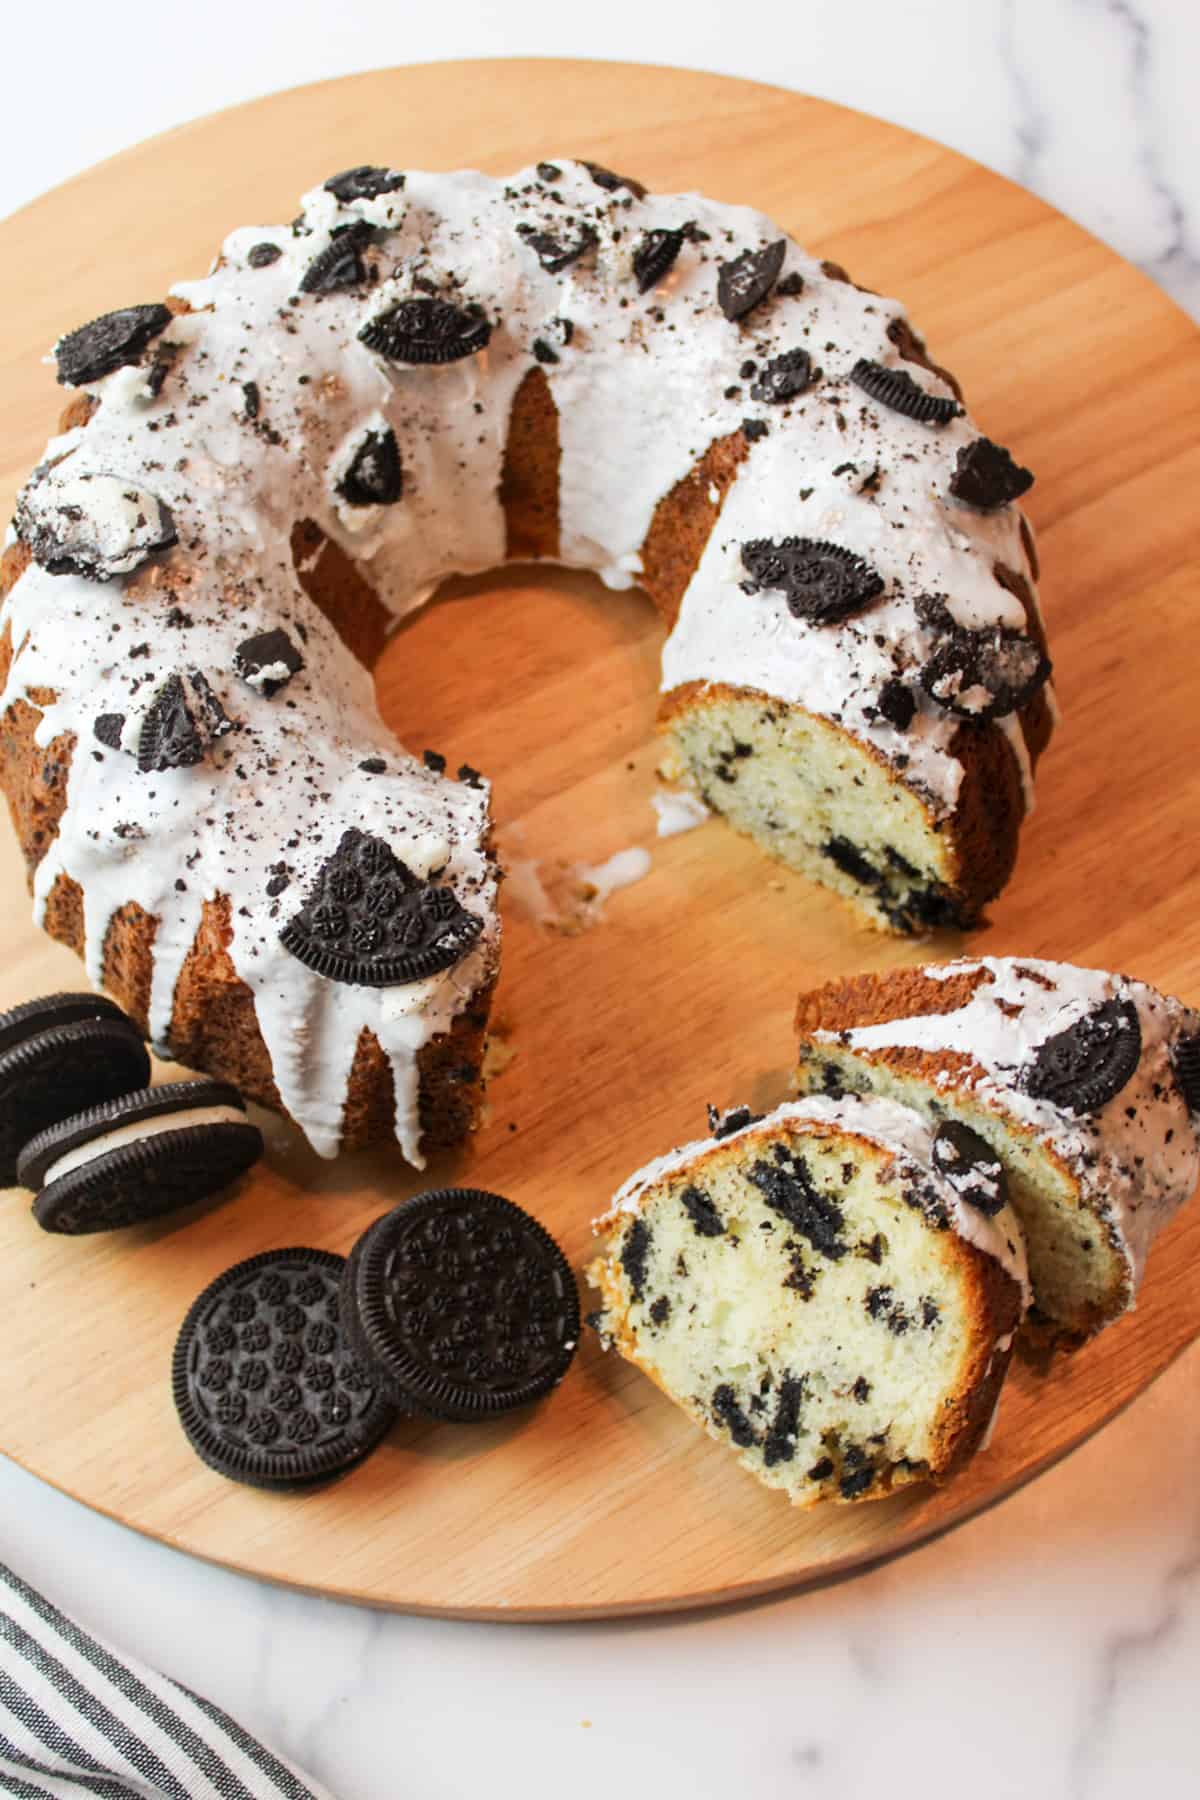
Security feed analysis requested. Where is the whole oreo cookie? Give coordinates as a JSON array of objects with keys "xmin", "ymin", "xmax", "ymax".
[
  {"xmin": 850, "ymin": 359, "xmax": 961, "ymax": 425},
  {"xmin": 55, "ymin": 304, "xmax": 173, "ymax": 387},
  {"xmin": 341, "ymin": 1188, "xmax": 580, "ymax": 1421},
  {"xmin": 0, "ymin": 995, "xmax": 149, "ymax": 1186},
  {"xmin": 1023, "ymin": 997, "xmax": 1142, "ymax": 1114},
  {"xmin": 18, "ymin": 1078, "xmax": 263, "ymax": 1233},
  {"xmin": 323, "ymin": 165, "xmax": 405, "ymax": 203},
  {"xmin": 949, "ymin": 437, "xmax": 1034, "ymax": 509},
  {"xmin": 632, "ymin": 227, "xmax": 684, "ymax": 294},
  {"xmin": 279, "ymin": 827, "xmax": 482, "ymax": 987},
  {"xmin": 359, "ymin": 298, "xmax": 492, "ymax": 365},
  {"xmin": 717, "ymin": 240, "xmax": 787, "ymax": 322},
  {"xmin": 750, "ymin": 349, "xmax": 814, "ymax": 404},
  {"xmin": 336, "ymin": 427, "xmax": 403, "ymax": 507},
  {"xmin": 741, "ymin": 536, "xmax": 885, "ymax": 625},
  {"xmin": 931, "ymin": 1121, "xmax": 1009, "ymax": 1217},
  {"xmin": 173, "ymin": 1248, "xmax": 398, "ymax": 1489},
  {"xmin": 917, "ymin": 599, "xmax": 1051, "ymax": 722}
]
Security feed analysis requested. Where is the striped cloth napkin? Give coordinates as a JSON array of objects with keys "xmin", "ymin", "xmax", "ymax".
[{"xmin": 0, "ymin": 1561, "xmax": 335, "ymax": 1800}]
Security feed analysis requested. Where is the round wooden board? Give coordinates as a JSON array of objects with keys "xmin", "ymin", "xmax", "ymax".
[{"xmin": 1, "ymin": 59, "xmax": 1199, "ymax": 1621}]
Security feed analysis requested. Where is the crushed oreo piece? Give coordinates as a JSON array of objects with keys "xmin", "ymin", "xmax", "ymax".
[
  {"xmin": 763, "ymin": 1375, "xmax": 804, "ymax": 1467},
  {"xmin": 536, "ymin": 161, "xmax": 562, "ymax": 182},
  {"xmin": 750, "ymin": 349, "xmax": 814, "ymax": 404},
  {"xmin": 877, "ymin": 677, "xmax": 916, "ymax": 730},
  {"xmin": 323, "ymin": 166, "xmax": 405, "ymax": 202},
  {"xmin": 776, "ymin": 272, "xmax": 804, "ymax": 297},
  {"xmin": 621, "ymin": 1218, "xmax": 652, "ymax": 1301},
  {"xmin": 55, "ymin": 304, "xmax": 173, "ymax": 387},
  {"xmin": 422, "ymin": 749, "xmax": 447, "ymax": 773},
  {"xmin": 137, "ymin": 675, "xmax": 205, "ymax": 774},
  {"xmin": 917, "ymin": 596, "xmax": 1051, "ymax": 721},
  {"xmin": 247, "ymin": 243, "xmax": 282, "ymax": 268},
  {"xmin": 707, "ymin": 1103, "xmax": 764, "ymax": 1140},
  {"xmin": 1024, "ymin": 997, "xmax": 1142, "ymax": 1114},
  {"xmin": 16, "ymin": 470, "xmax": 176, "ymax": 582},
  {"xmin": 580, "ymin": 159, "xmax": 647, "ymax": 198},
  {"xmin": 186, "ymin": 669, "xmax": 235, "ymax": 740},
  {"xmin": 717, "ymin": 240, "xmax": 787, "ymax": 322},
  {"xmin": 741, "ymin": 536, "xmax": 884, "ymax": 625},
  {"xmin": 241, "ymin": 381, "xmax": 261, "ymax": 420},
  {"xmin": 711, "ymin": 1384, "xmax": 757, "ymax": 1449},
  {"xmin": 1173, "ymin": 1035, "xmax": 1200, "ymax": 1116},
  {"xmin": 741, "ymin": 419, "xmax": 769, "ymax": 442},
  {"xmin": 680, "ymin": 1185, "xmax": 725, "ymax": 1237},
  {"xmin": 93, "ymin": 713, "xmax": 125, "ymax": 751},
  {"xmin": 515, "ymin": 222, "xmax": 597, "ymax": 274},
  {"xmin": 300, "ymin": 220, "xmax": 373, "ymax": 294},
  {"xmin": 748, "ymin": 1146, "xmax": 847, "ymax": 1260},
  {"xmin": 950, "ymin": 437, "xmax": 1034, "ymax": 509},
  {"xmin": 632, "ymin": 227, "xmax": 684, "ymax": 294},
  {"xmin": 931, "ymin": 1121, "xmax": 1008, "ymax": 1216},
  {"xmin": 822, "ymin": 838, "xmax": 881, "ymax": 890},
  {"xmin": 850, "ymin": 359, "xmax": 961, "ymax": 424},
  {"xmin": 234, "ymin": 627, "xmax": 304, "ymax": 697},
  {"xmin": 532, "ymin": 338, "xmax": 559, "ymax": 364},
  {"xmin": 279, "ymin": 827, "xmax": 482, "ymax": 986},
  {"xmin": 336, "ymin": 427, "xmax": 403, "ymax": 506},
  {"xmin": 359, "ymin": 297, "xmax": 492, "ymax": 365},
  {"xmin": 358, "ymin": 757, "xmax": 386, "ymax": 775}
]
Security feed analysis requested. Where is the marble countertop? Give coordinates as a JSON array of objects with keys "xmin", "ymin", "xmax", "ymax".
[{"xmin": 1, "ymin": 2, "xmax": 1198, "ymax": 1795}]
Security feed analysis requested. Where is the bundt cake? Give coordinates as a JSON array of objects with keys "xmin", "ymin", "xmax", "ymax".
[
  {"xmin": 0, "ymin": 158, "xmax": 1052, "ymax": 1159},
  {"xmin": 588, "ymin": 1095, "xmax": 1028, "ymax": 1505},
  {"xmin": 794, "ymin": 957, "xmax": 1200, "ymax": 1342}
]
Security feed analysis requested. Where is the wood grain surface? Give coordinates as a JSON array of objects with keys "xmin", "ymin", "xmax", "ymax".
[{"xmin": 0, "ymin": 59, "xmax": 1198, "ymax": 1620}]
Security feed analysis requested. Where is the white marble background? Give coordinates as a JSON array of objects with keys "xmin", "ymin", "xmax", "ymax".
[{"xmin": 1, "ymin": 2, "xmax": 1199, "ymax": 1795}]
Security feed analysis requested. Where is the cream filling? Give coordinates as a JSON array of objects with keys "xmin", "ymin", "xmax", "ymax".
[{"xmin": 41, "ymin": 1103, "xmax": 250, "ymax": 1187}]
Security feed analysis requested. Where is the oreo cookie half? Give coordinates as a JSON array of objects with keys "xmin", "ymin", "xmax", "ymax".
[
  {"xmin": 0, "ymin": 1004, "xmax": 149, "ymax": 1187},
  {"xmin": 358, "ymin": 298, "xmax": 492, "ymax": 365},
  {"xmin": 300, "ymin": 221, "xmax": 374, "ymax": 295},
  {"xmin": 1023, "ymin": 997, "xmax": 1142, "ymax": 1114},
  {"xmin": 632, "ymin": 227, "xmax": 684, "ymax": 294},
  {"xmin": 341, "ymin": 1188, "xmax": 580, "ymax": 1421},
  {"xmin": 717, "ymin": 240, "xmax": 787, "ymax": 322},
  {"xmin": 850, "ymin": 359, "xmax": 961, "ymax": 425},
  {"xmin": 173, "ymin": 1248, "xmax": 398, "ymax": 1489},
  {"xmin": 55, "ymin": 304, "xmax": 173, "ymax": 387},
  {"xmin": 279, "ymin": 827, "xmax": 482, "ymax": 987},
  {"xmin": 17, "ymin": 1078, "xmax": 263, "ymax": 1233},
  {"xmin": 741, "ymin": 536, "xmax": 885, "ymax": 625},
  {"xmin": 931, "ymin": 1121, "xmax": 1008, "ymax": 1217}
]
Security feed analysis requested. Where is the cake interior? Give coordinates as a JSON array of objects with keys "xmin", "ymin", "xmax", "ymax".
[
  {"xmin": 594, "ymin": 1122, "xmax": 1000, "ymax": 1505},
  {"xmin": 795, "ymin": 1045, "xmax": 1128, "ymax": 1338}
]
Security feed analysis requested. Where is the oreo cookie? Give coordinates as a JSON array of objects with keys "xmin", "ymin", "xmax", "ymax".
[
  {"xmin": 16, "ymin": 469, "xmax": 176, "ymax": 582},
  {"xmin": 247, "ymin": 243, "xmax": 282, "ymax": 269},
  {"xmin": 173, "ymin": 1248, "xmax": 397, "ymax": 1489},
  {"xmin": 93, "ymin": 712, "xmax": 126, "ymax": 751},
  {"xmin": 917, "ymin": 597, "xmax": 1050, "ymax": 722},
  {"xmin": 1173, "ymin": 1035, "xmax": 1200, "ymax": 1116},
  {"xmin": 717, "ymin": 241, "xmax": 787, "ymax": 322},
  {"xmin": 580, "ymin": 159, "xmax": 647, "ymax": 199},
  {"xmin": 358, "ymin": 298, "xmax": 492, "ymax": 365},
  {"xmin": 949, "ymin": 438, "xmax": 1034, "ymax": 509},
  {"xmin": 741, "ymin": 536, "xmax": 885, "ymax": 624},
  {"xmin": 931, "ymin": 1121, "xmax": 1008, "ymax": 1217},
  {"xmin": 17, "ymin": 1079, "xmax": 262, "ymax": 1234},
  {"xmin": 750, "ymin": 349, "xmax": 814, "ymax": 404},
  {"xmin": 632, "ymin": 227, "xmax": 684, "ymax": 294},
  {"xmin": 234, "ymin": 627, "xmax": 304, "ymax": 697},
  {"xmin": 876, "ymin": 677, "xmax": 916, "ymax": 730},
  {"xmin": 340, "ymin": 1189, "xmax": 580, "ymax": 1421},
  {"xmin": 515, "ymin": 222, "xmax": 597, "ymax": 274},
  {"xmin": 300, "ymin": 221, "xmax": 373, "ymax": 295},
  {"xmin": 0, "ymin": 994, "xmax": 149, "ymax": 1186},
  {"xmin": 850, "ymin": 359, "xmax": 961, "ymax": 425},
  {"xmin": 278, "ymin": 827, "xmax": 482, "ymax": 986},
  {"xmin": 55, "ymin": 304, "xmax": 173, "ymax": 387},
  {"xmin": 1024, "ymin": 997, "xmax": 1142, "ymax": 1114},
  {"xmin": 336, "ymin": 427, "xmax": 403, "ymax": 507},
  {"xmin": 137, "ymin": 673, "xmax": 210, "ymax": 773},
  {"xmin": 323, "ymin": 165, "xmax": 405, "ymax": 203}
]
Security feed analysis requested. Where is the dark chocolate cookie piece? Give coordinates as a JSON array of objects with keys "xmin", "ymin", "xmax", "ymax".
[
  {"xmin": 917, "ymin": 597, "xmax": 1051, "ymax": 722},
  {"xmin": 300, "ymin": 221, "xmax": 374, "ymax": 295},
  {"xmin": 717, "ymin": 240, "xmax": 787, "ymax": 322},
  {"xmin": 750, "ymin": 349, "xmax": 814, "ymax": 404},
  {"xmin": 1024, "ymin": 997, "xmax": 1142, "ymax": 1114},
  {"xmin": 741, "ymin": 536, "xmax": 885, "ymax": 625},
  {"xmin": 279, "ymin": 827, "xmax": 482, "ymax": 987},
  {"xmin": 234, "ymin": 627, "xmax": 304, "ymax": 697},
  {"xmin": 16, "ymin": 470, "xmax": 176, "ymax": 582},
  {"xmin": 323, "ymin": 165, "xmax": 405, "ymax": 203},
  {"xmin": 931, "ymin": 1121, "xmax": 1009, "ymax": 1217},
  {"xmin": 1173, "ymin": 1035, "xmax": 1200, "ymax": 1117},
  {"xmin": 850, "ymin": 359, "xmax": 961, "ymax": 425},
  {"xmin": 341, "ymin": 1188, "xmax": 580, "ymax": 1421},
  {"xmin": 0, "ymin": 1016, "xmax": 149, "ymax": 1187},
  {"xmin": 174, "ymin": 1248, "xmax": 398, "ymax": 1488},
  {"xmin": 632, "ymin": 227, "xmax": 684, "ymax": 294},
  {"xmin": 949, "ymin": 437, "xmax": 1034, "ymax": 509},
  {"xmin": 515, "ymin": 222, "xmax": 597, "ymax": 274},
  {"xmin": 579, "ymin": 159, "xmax": 647, "ymax": 199},
  {"xmin": 336, "ymin": 427, "xmax": 403, "ymax": 507},
  {"xmin": 247, "ymin": 242, "xmax": 282, "ymax": 268},
  {"xmin": 359, "ymin": 297, "xmax": 492, "ymax": 365},
  {"xmin": 55, "ymin": 304, "xmax": 173, "ymax": 387}
]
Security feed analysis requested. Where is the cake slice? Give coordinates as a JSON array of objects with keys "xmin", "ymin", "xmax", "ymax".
[
  {"xmin": 794, "ymin": 957, "xmax": 1200, "ymax": 1342},
  {"xmin": 588, "ymin": 1095, "xmax": 1027, "ymax": 1507}
]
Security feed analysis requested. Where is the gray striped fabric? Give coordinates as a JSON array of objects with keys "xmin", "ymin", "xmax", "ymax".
[{"xmin": 0, "ymin": 1563, "xmax": 335, "ymax": 1800}]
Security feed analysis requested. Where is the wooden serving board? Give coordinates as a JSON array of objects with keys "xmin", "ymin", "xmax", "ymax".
[{"xmin": 1, "ymin": 59, "xmax": 1198, "ymax": 1620}]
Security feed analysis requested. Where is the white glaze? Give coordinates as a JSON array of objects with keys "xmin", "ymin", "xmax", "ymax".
[
  {"xmin": 39, "ymin": 1103, "xmax": 251, "ymax": 1185},
  {"xmin": 601, "ymin": 1092, "xmax": 1030, "ymax": 1301},
  {"xmin": 811, "ymin": 956, "xmax": 1200, "ymax": 1292},
  {"xmin": 1, "ymin": 160, "xmax": 1047, "ymax": 1159},
  {"xmin": 651, "ymin": 786, "xmax": 710, "ymax": 837}
]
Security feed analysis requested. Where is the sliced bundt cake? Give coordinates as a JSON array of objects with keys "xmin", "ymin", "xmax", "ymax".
[
  {"xmin": 588, "ymin": 1095, "xmax": 1028, "ymax": 1506},
  {"xmin": 794, "ymin": 957, "xmax": 1200, "ymax": 1342}
]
